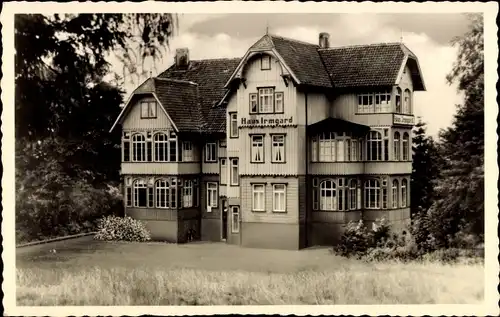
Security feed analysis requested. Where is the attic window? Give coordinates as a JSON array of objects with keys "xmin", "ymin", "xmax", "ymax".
[
  {"xmin": 141, "ymin": 101, "xmax": 157, "ymax": 119},
  {"xmin": 261, "ymin": 55, "xmax": 271, "ymax": 70}
]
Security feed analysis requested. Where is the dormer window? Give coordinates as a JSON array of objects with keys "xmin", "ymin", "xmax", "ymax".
[
  {"xmin": 261, "ymin": 55, "xmax": 271, "ymax": 70},
  {"xmin": 141, "ymin": 101, "xmax": 157, "ymax": 119}
]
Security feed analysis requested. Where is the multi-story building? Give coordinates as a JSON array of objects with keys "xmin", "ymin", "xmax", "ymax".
[{"xmin": 110, "ymin": 32, "xmax": 425, "ymax": 250}]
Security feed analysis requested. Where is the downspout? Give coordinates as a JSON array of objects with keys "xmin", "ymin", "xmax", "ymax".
[{"xmin": 304, "ymin": 92, "xmax": 309, "ymax": 248}]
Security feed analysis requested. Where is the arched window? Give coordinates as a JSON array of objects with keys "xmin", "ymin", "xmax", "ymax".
[
  {"xmin": 392, "ymin": 179, "xmax": 399, "ymax": 208},
  {"xmin": 133, "ymin": 179, "xmax": 147, "ymax": 207},
  {"xmin": 402, "ymin": 132, "xmax": 410, "ymax": 161},
  {"xmin": 404, "ymin": 89, "xmax": 411, "ymax": 114},
  {"xmin": 395, "ymin": 87, "xmax": 402, "ymax": 113},
  {"xmin": 320, "ymin": 180, "xmax": 337, "ymax": 211},
  {"xmin": 401, "ymin": 179, "xmax": 408, "ymax": 207},
  {"xmin": 319, "ymin": 132, "xmax": 336, "ymax": 162},
  {"xmin": 155, "ymin": 179, "xmax": 170, "ymax": 208},
  {"xmin": 364, "ymin": 179, "xmax": 381, "ymax": 209},
  {"xmin": 132, "ymin": 134, "xmax": 146, "ymax": 162},
  {"xmin": 393, "ymin": 132, "xmax": 401, "ymax": 161},
  {"xmin": 154, "ymin": 133, "xmax": 169, "ymax": 162},
  {"xmin": 349, "ymin": 179, "xmax": 357, "ymax": 210},
  {"xmin": 367, "ymin": 131, "xmax": 382, "ymax": 161}
]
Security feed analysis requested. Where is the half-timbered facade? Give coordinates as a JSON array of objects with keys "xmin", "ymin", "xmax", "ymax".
[{"xmin": 110, "ymin": 32, "xmax": 425, "ymax": 249}]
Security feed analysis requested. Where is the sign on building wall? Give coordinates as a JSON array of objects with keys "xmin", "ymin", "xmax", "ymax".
[
  {"xmin": 240, "ymin": 116, "xmax": 294, "ymax": 127},
  {"xmin": 393, "ymin": 114, "xmax": 415, "ymax": 126}
]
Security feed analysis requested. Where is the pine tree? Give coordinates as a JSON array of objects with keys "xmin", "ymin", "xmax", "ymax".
[
  {"xmin": 410, "ymin": 118, "xmax": 440, "ymax": 218},
  {"xmin": 426, "ymin": 13, "xmax": 484, "ymax": 247}
]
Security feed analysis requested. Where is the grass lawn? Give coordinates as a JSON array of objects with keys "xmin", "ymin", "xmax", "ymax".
[{"xmin": 16, "ymin": 236, "xmax": 484, "ymax": 305}]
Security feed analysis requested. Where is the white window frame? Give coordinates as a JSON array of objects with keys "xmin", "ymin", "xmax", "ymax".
[
  {"xmin": 366, "ymin": 131, "xmax": 383, "ymax": 161},
  {"xmin": 403, "ymin": 89, "xmax": 412, "ymax": 114},
  {"xmin": 349, "ymin": 179, "xmax": 357, "ymax": 210},
  {"xmin": 231, "ymin": 206, "xmax": 240, "ymax": 233},
  {"xmin": 249, "ymin": 93, "xmax": 258, "ymax": 114},
  {"xmin": 364, "ymin": 179, "xmax": 381, "ymax": 209},
  {"xmin": 230, "ymin": 158, "xmax": 239, "ymax": 186},
  {"xmin": 357, "ymin": 93, "xmax": 374, "ymax": 113},
  {"xmin": 395, "ymin": 87, "xmax": 402, "ymax": 113},
  {"xmin": 258, "ymin": 88, "xmax": 274, "ymax": 113},
  {"xmin": 271, "ymin": 134, "xmax": 285, "ymax": 163},
  {"xmin": 320, "ymin": 180, "xmax": 337, "ymax": 211},
  {"xmin": 229, "ymin": 113, "xmax": 238, "ymax": 138},
  {"xmin": 274, "ymin": 92, "xmax": 284, "ymax": 113},
  {"xmin": 261, "ymin": 55, "xmax": 271, "ymax": 70},
  {"xmin": 141, "ymin": 101, "xmax": 157, "ymax": 118},
  {"xmin": 392, "ymin": 179, "xmax": 399, "ymax": 208},
  {"xmin": 206, "ymin": 182, "xmax": 218, "ymax": 209},
  {"xmin": 374, "ymin": 90, "xmax": 392, "ymax": 113},
  {"xmin": 272, "ymin": 184, "xmax": 287, "ymax": 212},
  {"xmin": 252, "ymin": 184, "xmax": 265, "ymax": 212},
  {"xmin": 402, "ymin": 132, "xmax": 410, "ymax": 161},
  {"xmin": 319, "ymin": 132, "xmax": 335, "ymax": 162},
  {"xmin": 132, "ymin": 133, "xmax": 146, "ymax": 162},
  {"xmin": 155, "ymin": 179, "xmax": 170, "ymax": 209},
  {"xmin": 251, "ymin": 135, "xmax": 264, "ymax": 163},
  {"xmin": 205, "ymin": 142, "xmax": 217, "ymax": 162},
  {"xmin": 394, "ymin": 132, "xmax": 401, "ymax": 161},
  {"xmin": 183, "ymin": 180, "xmax": 193, "ymax": 208},
  {"xmin": 401, "ymin": 179, "xmax": 408, "ymax": 208}
]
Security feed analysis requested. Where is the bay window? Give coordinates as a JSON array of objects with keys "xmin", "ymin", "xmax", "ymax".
[
  {"xmin": 392, "ymin": 180, "xmax": 399, "ymax": 208},
  {"xmin": 155, "ymin": 179, "xmax": 170, "ymax": 208},
  {"xmin": 273, "ymin": 184, "xmax": 286, "ymax": 212},
  {"xmin": 133, "ymin": 179, "xmax": 148, "ymax": 207},
  {"xmin": 319, "ymin": 132, "xmax": 335, "ymax": 162},
  {"xmin": 402, "ymin": 133, "xmax": 410, "ymax": 161},
  {"xmin": 251, "ymin": 135, "xmax": 264, "ymax": 163},
  {"xmin": 252, "ymin": 184, "xmax": 265, "ymax": 211},
  {"xmin": 349, "ymin": 179, "xmax": 357, "ymax": 210},
  {"xmin": 404, "ymin": 89, "xmax": 412, "ymax": 114},
  {"xmin": 394, "ymin": 132, "xmax": 401, "ymax": 161},
  {"xmin": 320, "ymin": 180, "xmax": 337, "ymax": 211},
  {"xmin": 395, "ymin": 88, "xmax": 402, "ymax": 113},
  {"xmin": 132, "ymin": 134, "xmax": 146, "ymax": 162},
  {"xmin": 366, "ymin": 131, "xmax": 383, "ymax": 161},
  {"xmin": 401, "ymin": 179, "xmax": 408, "ymax": 208}
]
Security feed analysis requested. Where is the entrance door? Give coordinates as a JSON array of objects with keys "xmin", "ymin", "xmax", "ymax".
[{"xmin": 221, "ymin": 198, "xmax": 228, "ymax": 241}]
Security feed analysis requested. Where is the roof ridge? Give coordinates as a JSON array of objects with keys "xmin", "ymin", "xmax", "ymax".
[
  {"xmin": 190, "ymin": 57, "xmax": 241, "ymax": 62},
  {"xmin": 154, "ymin": 77, "xmax": 198, "ymax": 86},
  {"xmin": 268, "ymin": 33, "xmax": 318, "ymax": 47},
  {"xmin": 318, "ymin": 42, "xmax": 403, "ymax": 50}
]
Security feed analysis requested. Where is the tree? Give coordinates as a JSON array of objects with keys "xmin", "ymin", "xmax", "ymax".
[
  {"xmin": 427, "ymin": 13, "xmax": 484, "ymax": 247},
  {"xmin": 15, "ymin": 14, "xmax": 177, "ymax": 241},
  {"xmin": 410, "ymin": 118, "xmax": 441, "ymax": 218}
]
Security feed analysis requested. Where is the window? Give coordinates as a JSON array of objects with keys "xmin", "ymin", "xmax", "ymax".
[
  {"xmin": 258, "ymin": 88, "xmax": 274, "ymax": 113},
  {"xmin": 349, "ymin": 179, "xmax": 357, "ymax": 210},
  {"xmin": 230, "ymin": 113, "xmax": 238, "ymax": 138},
  {"xmin": 272, "ymin": 134, "xmax": 285, "ymax": 163},
  {"xmin": 183, "ymin": 180, "xmax": 193, "ymax": 208},
  {"xmin": 170, "ymin": 179, "xmax": 177, "ymax": 208},
  {"xmin": 366, "ymin": 131, "xmax": 382, "ymax": 161},
  {"xmin": 312, "ymin": 178, "xmax": 319, "ymax": 210},
  {"xmin": 252, "ymin": 184, "xmax": 265, "ymax": 211},
  {"xmin": 220, "ymin": 159, "xmax": 227, "ymax": 185},
  {"xmin": 364, "ymin": 179, "xmax": 380, "ymax": 209},
  {"xmin": 261, "ymin": 55, "xmax": 271, "ymax": 70},
  {"xmin": 273, "ymin": 184, "xmax": 286, "ymax": 212},
  {"xmin": 395, "ymin": 88, "xmax": 402, "ymax": 113},
  {"xmin": 219, "ymin": 140, "xmax": 227, "ymax": 148},
  {"xmin": 153, "ymin": 133, "xmax": 168, "ymax": 162},
  {"xmin": 382, "ymin": 185, "xmax": 388, "ymax": 209},
  {"xmin": 402, "ymin": 133, "xmax": 410, "ymax": 161},
  {"xmin": 251, "ymin": 135, "xmax": 264, "ymax": 163},
  {"xmin": 141, "ymin": 101, "xmax": 157, "ymax": 118},
  {"xmin": 182, "ymin": 141, "xmax": 193, "ymax": 162},
  {"xmin": 123, "ymin": 133, "xmax": 131, "ymax": 162},
  {"xmin": 133, "ymin": 179, "xmax": 148, "ymax": 207},
  {"xmin": 319, "ymin": 132, "xmax": 335, "ymax": 162},
  {"xmin": 392, "ymin": 180, "xmax": 399, "ymax": 208},
  {"xmin": 275, "ymin": 92, "xmax": 284, "ymax": 113},
  {"xmin": 132, "ymin": 134, "xmax": 146, "ymax": 162},
  {"xmin": 169, "ymin": 132, "xmax": 177, "ymax": 162},
  {"xmin": 394, "ymin": 132, "xmax": 401, "ymax": 161},
  {"xmin": 311, "ymin": 136, "xmax": 318, "ymax": 162},
  {"xmin": 155, "ymin": 179, "xmax": 170, "ymax": 208},
  {"xmin": 207, "ymin": 182, "xmax": 218, "ymax": 209},
  {"xmin": 148, "ymin": 186, "xmax": 154, "ymax": 208},
  {"xmin": 320, "ymin": 180, "xmax": 337, "ymax": 211},
  {"xmin": 249, "ymin": 94, "xmax": 258, "ymax": 114},
  {"xmin": 205, "ymin": 143, "xmax": 217, "ymax": 162},
  {"xmin": 404, "ymin": 89, "xmax": 411, "ymax": 114},
  {"xmin": 126, "ymin": 187, "xmax": 132, "ymax": 207},
  {"xmin": 231, "ymin": 159, "xmax": 239, "ymax": 186},
  {"xmin": 231, "ymin": 206, "xmax": 240, "ymax": 233},
  {"xmin": 358, "ymin": 93, "xmax": 373, "ymax": 113},
  {"xmin": 374, "ymin": 90, "xmax": 392, "ymax": 112},
  {"xmin": 401, "ymin": 179, "xmax": 408, "ymax": 207}
]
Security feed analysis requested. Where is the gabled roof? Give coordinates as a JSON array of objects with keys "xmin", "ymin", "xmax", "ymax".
[
  {"xmin": 159, "ymin": 58, "xmax": 241, "ymax": 133},
  {"xmin": 319, "ymin": 43, "xmax": 425, "ymax": 91}
]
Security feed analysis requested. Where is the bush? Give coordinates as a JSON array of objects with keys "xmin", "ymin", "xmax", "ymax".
[
  {"xmin": 334, "ymin": 218, "xmax": 391, "ymax": 258},
  {"xmin": 94, "ymin": 216, "xmax": 151, "ymax": 242}
]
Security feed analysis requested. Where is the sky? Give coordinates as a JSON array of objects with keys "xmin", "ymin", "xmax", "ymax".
[{"xmin": 113, "ymin": 13, "xmax": 471, "ymax": 138}]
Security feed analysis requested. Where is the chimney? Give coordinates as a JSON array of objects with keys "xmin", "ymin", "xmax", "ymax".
[
  {"xmin": 175, "ymin": 48, "xmax": 189, "ymax": 68},
  {"xmin": 319, "ymin": 32, "xmax": 330, "ymax": 49}
]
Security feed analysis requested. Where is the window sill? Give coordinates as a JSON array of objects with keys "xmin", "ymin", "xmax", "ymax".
[{"xmin": 251, "ymin": 209, "xmax": 266, "ymax": 213}]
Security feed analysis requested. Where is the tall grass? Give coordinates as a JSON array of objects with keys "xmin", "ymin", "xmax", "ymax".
[{"xmin": 17, "ymin": 261, "xmax": 484, "ymax": 305}]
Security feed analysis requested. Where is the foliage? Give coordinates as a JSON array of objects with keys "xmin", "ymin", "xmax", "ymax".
[
  {"xmin": 334, "ymin": 219, "xmax": 391, "ymax": 258},
  {"xmin": 428, "ymin": 13, "xmax": 484, "ymax": 247},
  {"xmin": 15, "ymin": 14, "xmax": 176, "ymax": 242},
  {"xmin": 94, "ymin": 216, "xmax": 151, "ymax": 242},
  {"xmin": 410, "ymin": 119, "xmax": 441, "ymax": 218}
]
